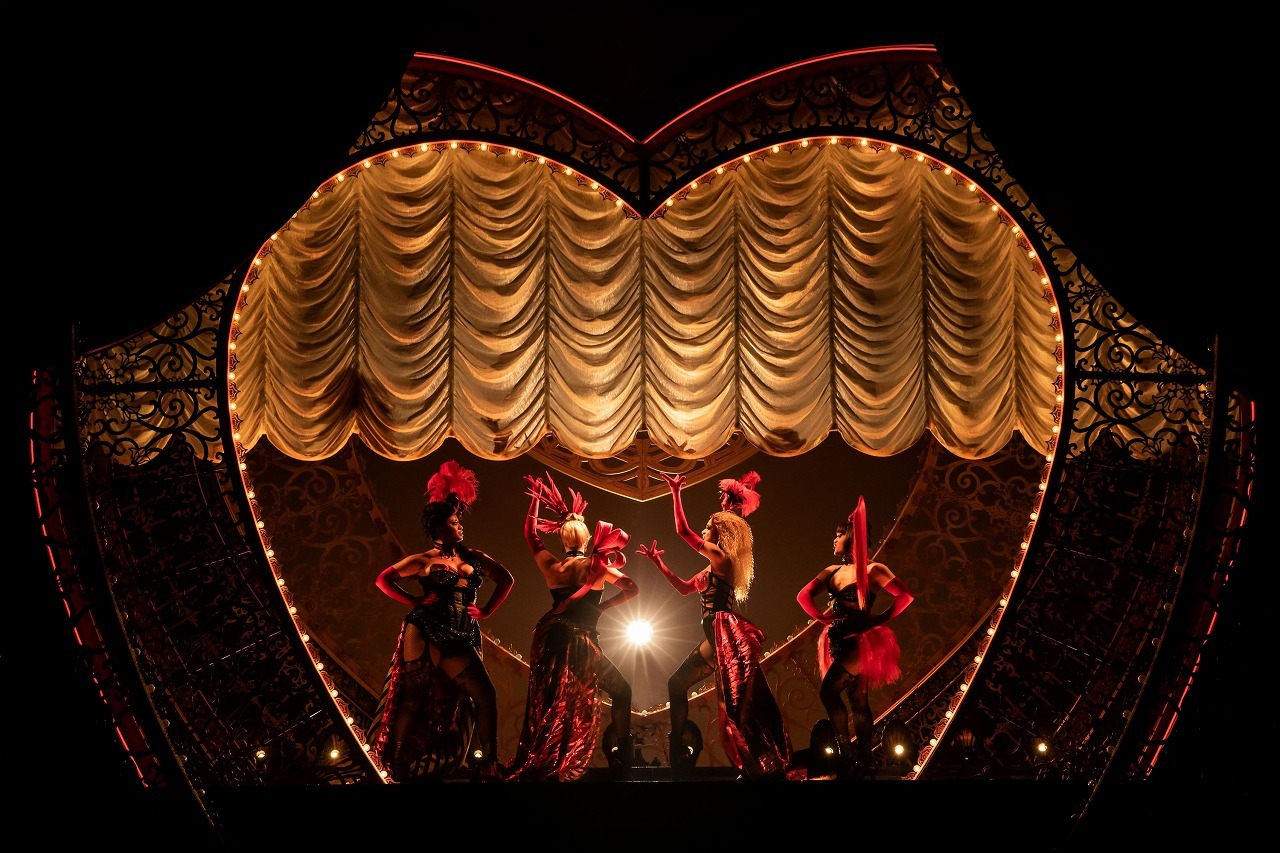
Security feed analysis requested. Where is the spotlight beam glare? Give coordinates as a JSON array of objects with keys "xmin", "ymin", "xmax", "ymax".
[
  {"xmin": 626, "ymin": 619, "xmax": 654, "ymax": 645},
  {"xmin": 599, "ymin": 606, "xmax": 703, "ymax": 710}
]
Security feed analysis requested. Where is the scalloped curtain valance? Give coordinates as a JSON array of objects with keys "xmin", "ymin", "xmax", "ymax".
[{"xmin": 232, "ymin": 140, "xmax": 1059, "ymax": 462}]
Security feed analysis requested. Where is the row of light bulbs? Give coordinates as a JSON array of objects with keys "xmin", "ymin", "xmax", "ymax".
[{"xmin": 227, "ymin": 133, "xmax": 1065, "ymax": 781}]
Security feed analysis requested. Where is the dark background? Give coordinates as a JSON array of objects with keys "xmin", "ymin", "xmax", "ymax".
[
  {"xmin": 18, "ymin": 19, "xmax": 1260, "ymax": 841},
  {"xmin": 27, "ymin": 25, "xmax": 1264, "ymax": 396}
]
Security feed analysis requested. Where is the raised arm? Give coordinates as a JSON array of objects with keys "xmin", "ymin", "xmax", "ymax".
[
  {"xmin": 660, "ymin": 471, "xmax": 704, "ymax": 551},
  {"xmin": 637, "ymin": 540, "xmax": 698, "ymax": 595},
  {"xmin": 522, "ymin": 475, "xmax": 546, "ymax": 555}
]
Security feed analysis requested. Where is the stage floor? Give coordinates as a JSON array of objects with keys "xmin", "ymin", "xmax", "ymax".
[{"xmin": 79, "ymin": 771, "xmax": 1249, "ymax": 849}]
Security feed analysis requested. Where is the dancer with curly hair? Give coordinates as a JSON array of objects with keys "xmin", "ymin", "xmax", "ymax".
[
  {"xmin": 371, "ymin": 460, "xmax": 514, "ymax": 782},
  {"xmin": 503, "ymin": 472, "xmax": 638, "ymax": 781},
  {"xmin": 636, "ymin": 469, "xmax": 791, "ymax": 779},
  {"xmin": 796, "ymin": 495, "xmax": 914, "ymax": 778}
]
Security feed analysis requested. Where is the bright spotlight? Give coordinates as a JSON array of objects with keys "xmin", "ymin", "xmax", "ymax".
[{"xmin": 626, "ymin": 619, "xmax": 654, "ymax": 645}]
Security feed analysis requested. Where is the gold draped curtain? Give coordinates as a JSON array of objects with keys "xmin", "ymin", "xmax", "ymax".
[{"xmin": 232, "ymin": 141, "xmax": 1059, "ymax": 463}]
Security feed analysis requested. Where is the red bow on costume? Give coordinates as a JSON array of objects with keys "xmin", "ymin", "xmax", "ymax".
[{"xmin": 589, "ymin": 521, "xmax": 629, "ymax": 570}]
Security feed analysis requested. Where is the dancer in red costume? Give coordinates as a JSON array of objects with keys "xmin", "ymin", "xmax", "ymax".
[
  {"xmin": 636, "ymin": 470, "xmax": 792, "ymax": 779},
  {"xmin": 795, "ymin": 496, "xmax": 914, "ymax": 778},
  {"xmin": 370, "ymin": 460, "xmax": 514, "ymax": 782},
  {"xmin": 503, "ymin": 472, "xmax": 638, "ymax": 781}
]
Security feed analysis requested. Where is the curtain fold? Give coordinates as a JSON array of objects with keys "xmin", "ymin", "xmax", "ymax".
[{"xmin": 234, "ymin": 143, "xmax": 1059, "ymax": 462}]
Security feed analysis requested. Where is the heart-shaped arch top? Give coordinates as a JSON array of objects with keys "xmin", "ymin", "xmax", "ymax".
[{"xmin": 232, "ymin": 138, "xmax": 1060, "ymax": 467}]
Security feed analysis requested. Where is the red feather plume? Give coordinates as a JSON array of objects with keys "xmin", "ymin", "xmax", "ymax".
[
  {"xmin": 425, "ymin": 460, "xmax": 479, "ymax": 510},
  {"xmin": 850, "ymin": 495, "xmax": 869, "ymax": 611},
  {"xmin": 717, "ymin": 470, "xmax": 762, "ymax": 517},
  {"xmin": 525, "ymin": 470, "xmax": 587, "ymax": 533}
]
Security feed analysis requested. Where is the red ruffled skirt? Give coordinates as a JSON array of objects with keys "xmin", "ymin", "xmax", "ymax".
[{"xmin": 818, "ymin": 621, "xmax": 902, "ymax": 688}]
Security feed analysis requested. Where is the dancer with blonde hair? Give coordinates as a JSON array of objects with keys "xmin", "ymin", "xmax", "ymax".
[
  {"xmin": 637, "ymin": 469, "xmax": 791, "ymax": 779},
  {"xmin": 504, "ymin": 472, "xmax": 638, "ymax": 781}
]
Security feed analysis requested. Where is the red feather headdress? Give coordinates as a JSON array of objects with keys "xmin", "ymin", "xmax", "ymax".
[
  {"xmin": 525, "ymin": 470, "xmax": 587, "ymax": 533},
  {"xmin": 425, "ymin": 460, "xmax": 480, "ymax": 512},
  {"xmin": 849, "ymin": 495, "xmax": 869, "ymax": 611},
  {"xmin": 717, "ymin": 470, "xmax": 761, "ymax": 518}
]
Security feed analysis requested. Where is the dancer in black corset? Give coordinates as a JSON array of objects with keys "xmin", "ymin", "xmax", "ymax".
[
  {"xmin": 795, "ymin": 495, "xmax": 914, "ymax": 778},
  {"xmin": 371, "ymin": 460, "xmax": 514, "ymax": 782}
]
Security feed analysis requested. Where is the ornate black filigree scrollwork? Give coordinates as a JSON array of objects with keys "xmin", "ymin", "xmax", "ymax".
[
  {"xmin": 29, "ymin": 50, "xmax": 1247, "ymax": 831},
  {"xmin": 354, "ymin": 57, "xmax": 643, "ymax": 206},
  {"xmin": 861, "ymin": 439, "xmax": 1043, "ymax": 779},
  {"xmin": 62, "ymin": 274, "xmax": 383, "ymax": 797},
  {"xmin": 946, "ymin": 349, "xmax": 1215, "ymax": 816},
  {"xmin": 352, "ymin": 51, "xmax": 1016, "ymax": 219},
  {"xmin": 644, "ymin": 58, "xmax": 991, "ymax": 212}
]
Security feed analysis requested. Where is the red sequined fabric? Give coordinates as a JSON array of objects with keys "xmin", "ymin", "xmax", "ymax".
[
  {"xmin": 502, "ymin": 612, "xmax": 604, "ymax": 781},
  {"xmin": 712, "ymin": 610, "xmax": 792, "ymax": 778}
]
